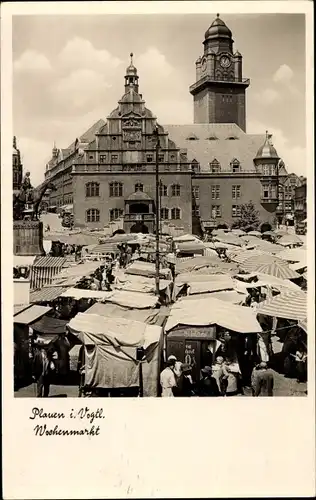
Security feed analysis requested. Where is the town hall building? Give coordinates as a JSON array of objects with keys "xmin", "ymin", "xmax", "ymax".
[{"xmin": 42, "ymin": 15, "xmax": 289, "ymax": 235}]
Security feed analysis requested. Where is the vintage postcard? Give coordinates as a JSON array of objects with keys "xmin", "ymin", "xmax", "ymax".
[{"xmin": 2, "ymin": 1, "xmax": 315, "ymax": 498}]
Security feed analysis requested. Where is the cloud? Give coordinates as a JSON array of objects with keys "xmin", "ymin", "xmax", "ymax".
[
  {"xmin": 273, "ymin": 64, "xmax": 294, "ymax": 84},
  {"xmin": 248, "ymin": 120, "xmax": 306, "ymax": 176},
  {"xmin": 18, "ymin": 137, "xmax": 52, "ymax": 186},
  {"xmin": 256, "ymin": 88, "xmax": 279, "ymax": 104},
  {"xmin": 58, "ymin": 37, "xmax": 123, "ymax": 71},
  {"xmin": 54, "ymin": 69, "xmax": 111, "ymax": 109},
  {"xmin": 13, "ymin": 50, "xmax": 52, "ymax": 73}
]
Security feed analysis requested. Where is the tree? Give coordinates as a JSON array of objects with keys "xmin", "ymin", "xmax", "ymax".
[{"xmin": 231, "ymin": 200, "xmax": 260, "ymax": 229}]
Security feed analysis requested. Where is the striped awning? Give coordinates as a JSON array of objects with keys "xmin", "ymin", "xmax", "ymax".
[
  {"xmin": 253, "ymin": 261, "xmax": 300, "ymax": 280},
  {"xmin": 240, "ymin": 253, "xmax": 283, "ymax": 272},
  {"xmin": 30, "ymin": 286, "xmax": 69, "ymax": 303},
  {"xmin": 89, "ymin": 243, "xmax": 119, "ymax": 254},
  {"xmin": 256, "ymin": 290, "xmax": 307, "ymax": 321},
  {"xmin": 33, "ymin": 256, "xmax": 68, "ymax": 268},
  {"xmin": 278, "ymin": 234, "xmax": 304, "ymax": 247}
]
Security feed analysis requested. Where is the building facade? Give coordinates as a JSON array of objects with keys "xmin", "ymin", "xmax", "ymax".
[
  {"xmin": 13, "ymin": 136, "xmax": 23, "ymax": 192},
  {"xmin": 294, "ymin": 180, "xmax": 307, "ymax": 224},
  {"xmin": 43, "ymin": 15, "xmax": 291, "ymax": 234}
]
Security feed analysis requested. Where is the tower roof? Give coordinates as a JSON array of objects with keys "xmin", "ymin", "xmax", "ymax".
[
  {"xmin": 126, "ymin": 52, "xmax": 138, "ymax": 76},
  {"xmin": 255, "ymin": 131, "xmax": 280, "ymax": 160},
  {"xmin": 204, "ymin": 14, "xmax": 232, "ymax": 40}
]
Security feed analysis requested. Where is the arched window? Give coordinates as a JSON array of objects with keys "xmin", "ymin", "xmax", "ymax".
[
  {"xmin": 135, "ymin": 183, "xmax": 143, "ymax": 192},
  {"xmin": 85, "ymin": 182, "xmax": 100, "ymax": 197},
  {"xmin": 210, "ymin": 159, "xmax": 221, "ymax": 173},
  {"xmin": 171, "ymin": 184, "xmax": 181, "ymax": 197},
  {"xmin": 171, "ymin": 208, "xmax": 181, "ymax": 220},
  {"xmin": 86, "ymin": 209, "xmax": 100, "ymax": 223},
  {"xmin": 109, "ymin": 208, "xmax": 124, "ymax": 221},
  {"xmin": 159, "ymin": 184, "xmax": 167, "ymax": 197},
  {"xmin": 160, "ymin": 208, "xmax": 169, "ymax": 220},
  {"xmin": 230, "ymin": 159, "xmax": 241, "ymax": 173},
  {"xmin": 109, "ymin": 181, "xmax": 123, "ymax": 197}
]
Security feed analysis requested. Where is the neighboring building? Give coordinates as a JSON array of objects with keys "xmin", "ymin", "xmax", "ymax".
[
  {"xmin": 276, "ymin": 172, "xmax": 305, "ymax": 225},
  {"xmin": 294, "ymin": 179, "xmax": 307, "ymax": 224},
  {"xmin": 13, "ymin": 136, "xmax": 23, "ymax": 192},
  {"xmin": 44, "ymin": 15, "xmax": 290, "ymax": 234}
]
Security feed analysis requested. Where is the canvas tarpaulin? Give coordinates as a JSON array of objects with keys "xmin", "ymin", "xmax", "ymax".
[
  {"xmin": 165, "ymin": 297, "xmax": 262, "ymax": 334},
  {"xmin": 67, "ymin": 313, "xmax": 162, "ymax": 396},
  {"xmin": 125, "ymin": 261, "xmax": 172, "ymax": 280},
  {"xmin": 84, "ymin": 302, "xmax": 170, "ymax": 327}
]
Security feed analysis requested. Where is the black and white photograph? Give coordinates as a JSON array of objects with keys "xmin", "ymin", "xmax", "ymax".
[{"xmin": 11, "ymin": 9, "xmax": 310, "ymax": 400}]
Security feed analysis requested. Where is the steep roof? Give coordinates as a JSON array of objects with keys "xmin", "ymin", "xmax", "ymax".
[
  {"xmin": 67, "ymin": 119, "xmax": 105, "ymax": 150},
  {"xmin": 163, "ymin": 123, "xmax": 265, "ymax": 172}
]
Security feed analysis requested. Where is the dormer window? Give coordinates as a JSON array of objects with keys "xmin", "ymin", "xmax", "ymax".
[
  {"xmin": 191, "ymin": 159, "xmax": 200, "ymax": 172},
  {"xmin": 230, "ymin": 159, "xmax": 241, "ymax": 173},
  {"xmin": 226, "ymin": 136, "xmax": 238, "ymax": 140},
  {"xmin": 210, "ymin": 159, "xmax": 221, "ymax": 173},
  {"xmin": 186, "ymin": 134, "xmax": 199, "ymax": 141},
  {"xmin": 207, "ymin": 136, "xmax": 218, "ymax": 141}
]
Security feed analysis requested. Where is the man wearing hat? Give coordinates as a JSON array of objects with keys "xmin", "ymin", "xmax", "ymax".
[{"xmin": 160, "ymin": 355, "xmax": 178, "ymax": 397}]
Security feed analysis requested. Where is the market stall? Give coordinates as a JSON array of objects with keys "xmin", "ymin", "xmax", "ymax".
[
  {"xmin": 165, "ymin": 296, "xmax": 262, "ymax": 383},
  {"xmin": 68, "ymin": 312, "xmax": 163, "ymax": 396}
]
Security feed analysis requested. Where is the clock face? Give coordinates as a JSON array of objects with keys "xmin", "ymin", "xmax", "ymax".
[
  {"xmin": 220, "ymin": 55, "xmax": 231, "ymax": 68},
  {"xmin": 201, "ymin": 59, "xmax": 207, "ymax": 72}
]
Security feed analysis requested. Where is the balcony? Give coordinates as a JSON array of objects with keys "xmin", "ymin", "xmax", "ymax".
[
  {"xmin": 124, "ymin": 213, "xmax": 155, "ymax": 223},
  {"xmin": 190, "ymin": 75, "xmax": 250, "ymax": 94},
  {"xmin": 71, "ymin": 163, "xmax": 192, "ymax": 174}
]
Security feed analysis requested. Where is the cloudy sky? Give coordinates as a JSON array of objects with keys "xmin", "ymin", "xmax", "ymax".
[{"xmin": 13, "ymin": 13, "xmax": 306, "ymax": 185}]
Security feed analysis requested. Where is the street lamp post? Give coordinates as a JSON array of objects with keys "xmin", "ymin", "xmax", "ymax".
[{"xmin": 153, "ymin": 126, "xmax": 160, "ymax": 296}]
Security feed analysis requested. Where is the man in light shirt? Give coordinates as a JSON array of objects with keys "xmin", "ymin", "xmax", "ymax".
[{"xmin": 160, "ymin": 355, "xmax": 179, "ymax": 397}]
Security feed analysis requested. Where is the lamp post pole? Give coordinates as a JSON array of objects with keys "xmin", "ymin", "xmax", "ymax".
[{"xmin": 153, "ymin": 126, "xmax": 160, "ymax": 296}]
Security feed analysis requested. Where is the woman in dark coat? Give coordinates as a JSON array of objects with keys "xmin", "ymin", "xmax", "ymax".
[{"xmin": 54, "ymin": 331, "xmax": 71, "ymax": 382}]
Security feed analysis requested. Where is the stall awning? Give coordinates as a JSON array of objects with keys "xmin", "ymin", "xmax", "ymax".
[
  {"xmin": 61, "ymin": 288, "xmax": 159, "ymax": 309},
  {"xmin": 68, "ymin": 312, "xmax": 162, "ymax": 349},
  {"xmin": 14, "ymin": 305, "xmax": 52, "ymax": 325},
  {"xmin": 165, "ymin": 297, "xmax": 262, "ymax": 334},
  {"xmin": 255, "ymin": 290, "xmax": 307, "ymax": 321},
  {"xmin": 31, "ymin": 315, "xmax": 68, "ymax": 334},
  {"xmin": 126, "ymin": 261, "xmax": 172, "ymax": 280},
  {"xmin": 30, "ymin": 286, "xmax": 69, "ymax": 303},
  {"xmin": 33, "ymin": 256, "xmax": 68, "ymax": 268},
  {"xmin": 84, "ymin": 302, "xmax": 170, "ymax": 327}
]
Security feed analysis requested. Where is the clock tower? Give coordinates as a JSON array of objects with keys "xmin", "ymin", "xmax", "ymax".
[{"xmin": 189, "ymin": 14, "xmax": 250, "ymax": 131}]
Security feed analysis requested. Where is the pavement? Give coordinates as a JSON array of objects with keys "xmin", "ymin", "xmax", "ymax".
[
  {"xmin": 15, "ymin": 369, "xmax": 307, "ymax": 398},
  {"xmin": 40, "ymin": 212, "xmax": 63, "ymax": 232}
]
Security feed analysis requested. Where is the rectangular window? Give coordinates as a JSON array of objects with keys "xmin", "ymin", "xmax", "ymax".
[
  {"xmin": 99, "ymin": 155, "xmax": 106, "ymax": 163},
  {"xmin": 263, "ymin": 165, "xmax": 269, "ymax": 176},
  {"xmin": 111, "ymin": 154, "xmax": 118, "ymax": 162},
  {"xmin": 211, "ymin": 185, "xmax": 220, "ymax": 200},
  {"xmin": 146, "ymin": 155, "xmax": 153, "ymax": 162},
  {"xmin": 211, "ymin": 205, "xmax": 221, "ymax": 218},
  {"xmin": 232, "ymin": 185, "xmax": 241, "ymax": 199},
  {"xmin": 232, "ymin": 205, "xmax": 241, "ymax": 217},
  {"xmin": 192, "ymin": 186, "xmax": 199, "ymax": 199},
  {"xmin": 158, "ymin": 154, "xmax": 164, "ymax": 162},
  {"xmin": 194, "ymin": 206, "xmax": 200, "ymax": 216}
]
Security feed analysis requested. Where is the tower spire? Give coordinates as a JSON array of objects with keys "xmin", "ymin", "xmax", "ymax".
[{"xmin": 124, "ymin": 52, "xmax": 139, "ymax": 93}]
